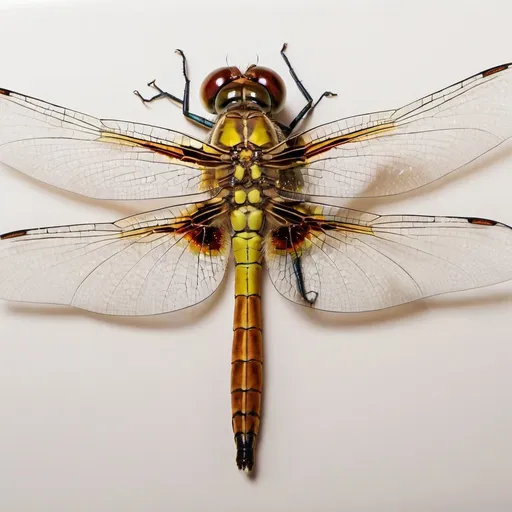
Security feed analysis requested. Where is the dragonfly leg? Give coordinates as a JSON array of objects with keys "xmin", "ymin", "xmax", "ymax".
[
  {"xmin": 133, "ymin": 79, "xmax": 182, "ymax": 104},
  {"xmin": 279, "ymin": 43, "xmax": 337, "ymax": 135},
  {"xmin": 174, "ymin": 49, "xmax": 215, "ymax": 128},
  {"xmin": 133, "ymin": 49, "xmax": 214, "ymax": 129},
  {"xmin": 293, "ymin": 256, "xmax": 318, "ymax": 304}
]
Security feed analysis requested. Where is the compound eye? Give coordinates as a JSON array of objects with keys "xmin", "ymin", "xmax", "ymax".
[
  {"xmin": 245, "ymin": 66, "xmax": 286, "ymax": 113},
  {"xmin": 200, "ymin": 66, "xmax": 241, "ymax": 113}
]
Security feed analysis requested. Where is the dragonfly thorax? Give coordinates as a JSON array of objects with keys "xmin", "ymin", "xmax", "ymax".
[
  {"xmin": 210, "ymin": 107, "xmax": 281, "ymax": 193},
  {"xmin": 210, "ymin": 108, "xmax": 280, "ymax": 152},
  {"xmin": 229, "ymin": 143, "xmax": 263, "ymax": 185}
]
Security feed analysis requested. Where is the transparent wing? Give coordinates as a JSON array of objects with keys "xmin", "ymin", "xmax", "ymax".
[
  {"xmin": 0, "ymin": 88, "xmax": 230, "ymax": 200},
  {"xmin": 265, "ymin": 200, "xmax": 512, "ymax": 312},
  {"xmin": 264, "ymin": 63, "xmax": 512, "ymax": 198},
  {"xmin": 0, "ymin": 199, "xmax": 230, "ymax": 315}
]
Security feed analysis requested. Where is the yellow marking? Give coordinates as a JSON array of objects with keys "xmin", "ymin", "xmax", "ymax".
[
  {"xmin": 248, "ymin": 117, "xmax": 272, "ymax": 146},
  {"xmin": 214, "ymin": 167, "xmax": 232, "ymax": 181},
  {"xmin": 248, "ymin": 236, "xmax": 262, "ymax": 251},
  {"xmin": 239, "ymin": 148, "xmax": 254, "ymax": 162},
  {"xmin": 230, "ymin": 210, "xmax": 247, "ymax": 232},
  {"xmin": 99, "ymin": 131, "xmax": 223, "ymax": 158},
  {"xmin": 235, "ymin": 231, "xmax": 259, "ymax": 240},
  {"xmin": 186, "ymin": 203, "xmax": 202, "ymax": 212},
  {"xmin": 234, "ymin": 190, "xmax": 247, "ymax": 204},
  {"xmin": 232, "ymin": 236, "xmax": 246, "ymax": 259},
  {"xmin": 206, "ymin": 197, "xmax": 224, "ymax": 206},
  {"xmin": 248, "ymin": 210, "xmax": 263, "ymax": 231},
  {"xmin": 250, "ymin": 164, "xmax": 261, "ymax": 180},
  {"xmin": 242, "ymin": 117, "xmax": 249, "ymax": 141},
  {"xmin": 100, "ymin": 131, "xmax": 174, "ymax": 149},
  {"xmin": 303, "ymin": 235, "xmax": 314, "ymax": 251},
  {"xmin": 119, "ymin": 221, "xmax": 189, "ymax": 239},
  {"xmin": 202, "ymin": 143, "xmax": 224, "ymax": 155},
  {"xmin": 233, "ymin": 235, "xmax": 262, "ymax": 264},
  {"xmin": 219, "ymin": 118, "xmax": 243, "ymax": 147},
  {"xmin": 247, "ymin": 240, "xmax": 262, "ymax": 262},
  {"xmin": 234, "ymin": 165, "xmax": 245, "ymax": 181},
  {"xmin": 305, "ymin": 123, "xmax": 394, "ymax": 157},
  {"xmin": 335, "ymin": 222, "xmax": 374, "ymax": 236},
  {"xmin": 235, "ymin": 264, "xmax": 262, "ymax": 296},
  {"xmin": 247, "ymin": 189, "xmax": 261, "ymax": 204}
]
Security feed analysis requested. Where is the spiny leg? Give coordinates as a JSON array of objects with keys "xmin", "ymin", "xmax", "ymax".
[
  {"xmin": 280, "ymin": 43, "xmax": 337, "ymax": 135},
  {"xmin": 133, "ymin": 49, "xmax": 214, "ymax": 129}
]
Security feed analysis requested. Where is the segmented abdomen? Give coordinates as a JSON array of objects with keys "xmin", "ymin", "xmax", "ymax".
[{"xmin": 231, "ymin": 232, "xmax": 263, "ymax": 471}]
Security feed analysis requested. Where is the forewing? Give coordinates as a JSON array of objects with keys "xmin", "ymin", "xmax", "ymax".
[
  {"xmin": 0, "ymin": 88, "xmax": 229, "ymax": 199},
  {"xmin": 265, "ymin": 201, "xmax": 512, "ymax": 312},
  {"xmin": 264, "ymin": 63, "xmax": 512, "ymax": 198},
  {"xmin": 0, "ymin": 200, "xmax": 230, "ymax": 315}
]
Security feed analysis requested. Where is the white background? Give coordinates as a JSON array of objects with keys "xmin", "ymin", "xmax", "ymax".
[{"xmin": 0, "ymin": 0, "xmax": 511, "ymax": 510}]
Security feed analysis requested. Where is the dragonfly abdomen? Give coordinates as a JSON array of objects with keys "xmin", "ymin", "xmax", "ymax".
[
  {"xmin": 231, "ymin": 289, "xmax": 262, "ymax": 471},
  {"xmin": 230, "ymin": 194, "xmax": 264, "ymax": 470}
]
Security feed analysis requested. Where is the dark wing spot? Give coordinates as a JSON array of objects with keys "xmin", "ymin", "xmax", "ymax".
[
  {"xmin": 271, "ymin": 224, "xmax": 309, "ymax": 251},
  {"xmin": 186, "ymin": 226, "xmax": 225, "ymax": 254},
  {"xmin": 0, "ymin": 88, "xmax": 11, "ymax": 96},
  {"xmin": 1, "ymin": 229, "xmax": 27, "ymax": 239},
  {"xmin": 468, "ymin": 217, "xmax": 497, "ymax": 226},
  {"xmin": 482, "ymin": 64, "xmax": 509, "ymax": 78}
]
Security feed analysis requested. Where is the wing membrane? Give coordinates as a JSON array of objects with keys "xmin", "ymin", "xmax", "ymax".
[
  {"xmin": 0, "ymin": 89, "xmax": 230, "ymax": 199},
  {"xmin": 265, "ymin": 201, "xmax": 512, "ymax": 312},
  {"xmin": 264, "ymin": 63, "xmax": 512, "ymax": 198},
  {"xmin": 0, "ymin": 200, "xmax": 230, "ymax": 315}
]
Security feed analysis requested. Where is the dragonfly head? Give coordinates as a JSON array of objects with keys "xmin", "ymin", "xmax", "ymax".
[{"xmin": 200, "ymin": 65, "xmax": 286, "ymax": 115}]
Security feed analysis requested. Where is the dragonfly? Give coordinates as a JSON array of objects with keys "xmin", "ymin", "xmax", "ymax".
[{"xmin": 0, "ymin": 44, "xmax": 511, "ymax": 472}]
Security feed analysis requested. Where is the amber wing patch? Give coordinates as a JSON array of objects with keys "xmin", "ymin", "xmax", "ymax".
[{"xmin": 182, "ymin": 226, "xmax": 225, "ymax": 256}]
